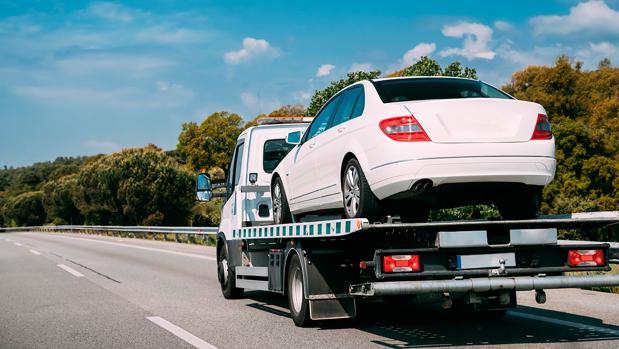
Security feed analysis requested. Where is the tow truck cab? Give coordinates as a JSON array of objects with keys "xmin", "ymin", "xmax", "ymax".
[{"xmin": 215, "ymin": 119, "xmax": 309, "ymax": 235}]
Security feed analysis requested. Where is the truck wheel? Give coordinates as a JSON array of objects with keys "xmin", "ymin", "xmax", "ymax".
[
  {"xmin": 287, "ymin": 254, "xmax": 312, "ymax": 327},
  {"xmin": 218, "ymin": 245, "xmax": 244, "ymax": 299},
  {"xmin": 272, "ymin": 177, "xmax": 292, "ymax": 224},
  {"xmin": 342, "ymin": 158, "xmax": 380, "ymax": 221}
]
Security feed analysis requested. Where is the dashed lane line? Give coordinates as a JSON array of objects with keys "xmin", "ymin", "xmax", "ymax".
[
  {"xmin": 57, "ymin": 264, "xmax": 85, "ymax": 277},
  {"xmin": 29, "ymin": 249, "xmax": 41, "ymax": 255},
  {"xmin": 147, "ymin": 316, "xmax": 218, "ymax": 349},
  {"xmin": 14, "ymin": 242, "xmax": 23, "ymax": 246}
]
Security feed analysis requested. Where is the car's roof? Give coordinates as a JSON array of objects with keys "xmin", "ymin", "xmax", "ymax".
[{"xmin": 371, "ymin": 76, "xmax": 479, "ymax": 83}]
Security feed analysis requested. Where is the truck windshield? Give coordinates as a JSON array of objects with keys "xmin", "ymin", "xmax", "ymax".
[
  {"xmin": 263, "ymin": 139, "xmax": 295, "ymax": 173},
  {"xmin": 373, "ymin": 78, "xmax": 512, "ymax": 103}
]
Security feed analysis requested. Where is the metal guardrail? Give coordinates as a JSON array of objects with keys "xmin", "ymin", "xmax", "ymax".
[{"xmin": 0, "ymin": 225, "xmax": 217, "ymax": 235}]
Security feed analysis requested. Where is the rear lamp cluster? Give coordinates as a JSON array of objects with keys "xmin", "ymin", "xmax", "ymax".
[
  {"xmin": 567, "ymin": 249, "xmax": 605, "ymax": 267},
  {"xmin": 379, "ymin": 116, "xmax": 430, "ymax": 142},
  {"xmin": 383, "ymin": 254, "xmax": 421, "ymax": 273},
  {"xmin": 531, "ymin": 114, "xmax": 553, "ymax": 140}
]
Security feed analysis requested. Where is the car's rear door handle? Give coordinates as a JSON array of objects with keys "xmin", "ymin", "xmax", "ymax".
[
  {"xmin": 308, "ymin": 141, "xmax": 316, "ymax": 149},
  {"xmin": 337, "ymin": 127, "xmax": 346, "ymax": 133}
]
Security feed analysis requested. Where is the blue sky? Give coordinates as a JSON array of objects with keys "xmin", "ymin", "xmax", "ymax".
[{"xmin": 2, "ymin": 0, "xmax": 619, "ymax": 167}]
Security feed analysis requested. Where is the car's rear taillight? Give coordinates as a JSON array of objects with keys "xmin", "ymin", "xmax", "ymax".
[
  {"xmin": 379, "ymin": 116, "xmax": 430, "ymax": 142},
  {"xmin": 567, "ymin": 249, "xmax": 605, "ymax": 267},
  {"xmin": 383, "ymin": 255, "xmax": 421, "ymax": 273},
  {"xmin": 531, "ymin": 114, "xmax": 553, "ymax": 140}
]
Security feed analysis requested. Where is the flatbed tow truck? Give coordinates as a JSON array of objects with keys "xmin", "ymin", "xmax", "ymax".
[{"xmin": 196, "ymin": 117, "xmax": 619, "ymax": 326}]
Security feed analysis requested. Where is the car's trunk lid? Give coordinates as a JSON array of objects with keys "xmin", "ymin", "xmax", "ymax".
[{"xmin": 401, "ymin": 98, "xmax": 541, "ymax": 143}]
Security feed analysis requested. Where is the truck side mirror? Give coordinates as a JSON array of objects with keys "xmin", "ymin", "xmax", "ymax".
[
  {"xmin": 196, "ymin": 173, "xmax": 213, "ymax": 202},
  {"xmin": 286, "ymin": 131, "xmax": 302, "ymax": 145}
]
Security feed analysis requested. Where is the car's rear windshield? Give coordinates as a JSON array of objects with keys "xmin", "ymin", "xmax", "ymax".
[{"xmin": 372, "ymin": 78, "xmax": 512, "ymax": 103}]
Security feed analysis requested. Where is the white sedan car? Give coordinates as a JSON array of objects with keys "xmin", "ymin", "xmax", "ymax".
[{"xmin": 271, "ymin": 77, "xmax": 555, "ymax": 223}]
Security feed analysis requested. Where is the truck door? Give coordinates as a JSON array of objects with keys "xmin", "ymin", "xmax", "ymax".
[{"xmin": 220, "ymin": 141, "xmax": 245, "ymax": 231}]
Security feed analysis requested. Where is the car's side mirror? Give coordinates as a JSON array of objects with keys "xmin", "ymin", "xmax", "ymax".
[
  {"xmin": 286, "ymin": 131, "xmax": 302, "ymax": 145},
  {"xmin": 196, "ymin": 173, "xmax": 213, "ymax": 201}
]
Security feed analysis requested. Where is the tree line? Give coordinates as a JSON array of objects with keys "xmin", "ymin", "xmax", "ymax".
[{"xmin": 1, "ymin": 56, "xmax": 617, "ymax": 241}]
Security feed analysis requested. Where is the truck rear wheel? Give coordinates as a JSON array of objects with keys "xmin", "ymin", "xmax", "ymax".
[
  {"xmin": 342, "ymin": 158, "xmax": 380, "ymax": 222},
  {"xmin": 218, "ymin": 245, "xmax": 244, "ymax": 299},
  {"xmin": 272, "ymin": 177, "xmax": 292, "ymax": 224},
  {"xmin": 287, "ymin": 254, "xmax": 312, "ymax": 327}
]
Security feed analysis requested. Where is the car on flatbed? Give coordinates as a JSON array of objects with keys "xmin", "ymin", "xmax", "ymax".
[{"xmin": 271, "ymin": 77, "xmax": 556, "ymax": 224}]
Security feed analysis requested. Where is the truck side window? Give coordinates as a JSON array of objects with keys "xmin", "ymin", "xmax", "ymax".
[
  {"xmin": 233, "ymin": 143, "xmax": 244, "ymax": 186},
  {"xmin": 263, "ymin": 139, "xmax": 295, "ymax": 173}
]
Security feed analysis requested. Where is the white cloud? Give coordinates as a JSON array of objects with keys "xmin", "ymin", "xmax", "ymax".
[
  {"xmin": 84, "ymin": 139, "xmax": 120, "ymax": 152},
  {"xmin": 292, "ymin": 90, "xmax": 312, "ymax": 103},
  {"xmin": 400, "ymin": 43, "xmax": 436, "ymax": 67},
  {"xmin": 348, "ymin": 63, "xmax": 374, "ymax": 72},
  {"xmin": 590, "ymin": 41, "xmax": 617, "ymax": 56},
  {"xmin": 240, "ymin": 92, "xmax": 281, "ymax": 112},
  {"xmin": 224, "ymin": 37, "xmax": 278, "ymax": 64},
  {"xmin": 86, "ymin": 2, "xmax": 138, "ymax": 23},
  {"xmin": 494, "ymin": 20, "xmax": 513, "ymax": 31},
  {"xmin": 439, "ymin": 22, "xmax": 496, "ymax": 60},
  {"xmin": 530, "ymin": 0, "xmax": 619, "ymax": 36},
  {"xmin": 316, "ymin": 64, "xmax": 335, "ymax": 77},
  {"xmin": 135, "ymin": 26, "xmax": 209, "ymax": 44}
]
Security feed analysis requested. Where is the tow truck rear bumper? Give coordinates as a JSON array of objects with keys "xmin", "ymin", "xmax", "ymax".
[{"xmin": 349, "ymin": 274, "xmax": 619, "ymax": 296}]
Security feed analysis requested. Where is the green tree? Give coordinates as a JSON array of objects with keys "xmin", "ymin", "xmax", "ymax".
[
  {"xmin": 42, "ymin": 174, "xmax": 83, "ymax": 225},
  {"xmin": 306, "ymin": 70, "xmax": 382, "ymax": 116},
  {"xmin": 389, "ymin": 56, "xmax": 478, "ymax": 79},
  {"xmin": 177, "ymin": 112, "xmax": 244, "ymax": 171},
  {"xmin": 75, "ymin": 145, "xmax": 195, "ymax": 226},
  {"xmin": 3, "ymin": 191, "xmax": 46, "ymax": 226},
  {"xmin": 503, "ymin": 56, "xmax": 618, "ymax": 229}
]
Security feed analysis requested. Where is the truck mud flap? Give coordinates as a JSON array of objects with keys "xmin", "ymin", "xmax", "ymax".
[
  {"xmin": 309, "ymin": 296, "xmax": 356, "ymax": 321},
  {"xmin": 349, "ymin": 274, "xmax": 619, "ymax": 296}
]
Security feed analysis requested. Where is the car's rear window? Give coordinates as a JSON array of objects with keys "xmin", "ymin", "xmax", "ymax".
[
  {"xmin": 373, "ymin": 78, "xmax": 512, "ymax": 103},
  {"xmin": 263, "ymin": 139, "xmax": 295, "ymax": 173}
]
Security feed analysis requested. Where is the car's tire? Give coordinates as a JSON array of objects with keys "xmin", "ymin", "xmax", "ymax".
[
  {"xmin": 400, "ymin": 207, "xmax": 431, "ymax": 223},
  {"xmin": 218, "ymin": 244, "xmax": 244, "ymax": 299},
  {"xmin": 342, "ymin": 158, "xmax": 380, "ymax": 222},
  {"xmin": 287, "ymin": 254, "xmax": 312, "ymax": 327},
  {"xmin": 497, "ymin": 188, "xmax": 541, "ymax": 220},
  {"xmin": 272, "ymin": 177, "xmax": 292, "ymax": 224}
]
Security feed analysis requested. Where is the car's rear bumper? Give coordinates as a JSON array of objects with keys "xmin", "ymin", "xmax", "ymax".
[{"xmin": 367, "ymin": 156, "xmax": 556, "ymax": 200}]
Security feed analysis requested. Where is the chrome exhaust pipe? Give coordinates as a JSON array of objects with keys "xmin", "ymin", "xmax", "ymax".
[{"xmin": 412, "ymin": 179, "xmax": 433, "ymax": 192}]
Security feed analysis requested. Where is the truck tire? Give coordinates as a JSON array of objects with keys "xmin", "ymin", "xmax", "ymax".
[
  {"xmin": 287, "ymin": 254, "xmax": 312, "ymax": 327},
  {"xmin": 272, "ymin": 177, "xmax": 292, "ymax": 224},
  {"xmin": 218, "ymin": 245, "xmax": 244, "ymax": 299},
  {"xmin": 342, "ymin": 158, "xmax": 380, "ymax": 222}
]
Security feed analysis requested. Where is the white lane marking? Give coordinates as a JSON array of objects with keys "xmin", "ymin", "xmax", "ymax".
[
  {"xmin": 29, "ymin": 249, "xmax": 41, "ymax": 255},
  {"xmin": 57, "ymin": 264, "xmax": 84, "ymax": 277},
  {"xmin": 147, "ymin": 316, "xmax": 218, "ymax": 349},
  {"xmin": 14, "ymin": 242, "xmax": 23, "ymax": 246},
  {"xmin": 509, "ymin": 311, "xmax": 619, "ymax": 336},
  {"xmin": 43, "ymin": 234, "xmax": 216, "ymax": 261}
]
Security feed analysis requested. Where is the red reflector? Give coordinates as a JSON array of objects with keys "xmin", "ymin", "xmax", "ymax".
[
  {"xmin": 383, "ymin": 255, "xmax": 421, "ymax": 273},
  {"xmin": 379, "ymin": 116, "xmax": 430, "ymax": 142},
  {"xmin": 568, "ymin": 249, "xmax": 605, "ymax": 267},
  {"xmin": 531, "ymin": 114, "xmax": 553, "ymax": 140}
]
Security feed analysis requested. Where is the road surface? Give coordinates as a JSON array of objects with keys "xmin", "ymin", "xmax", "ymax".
[{"xmin": 1, "ymin": 231, "xmax": 619, "ymax": 349}]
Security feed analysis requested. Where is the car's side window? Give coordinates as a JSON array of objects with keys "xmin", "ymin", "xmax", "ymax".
[
  {"xmin": 332, "ymin": 87, "xmax": 363, "ymax": 127},
  {"xmin": 351, "ymin": 86, "xmax": 365, "ymax": 118},
  {"xmin": 304, "ymin": 94, "xmax": 342, "ymax": 141}
]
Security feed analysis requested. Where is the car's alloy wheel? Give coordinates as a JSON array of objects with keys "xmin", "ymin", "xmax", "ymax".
[
  {"xmin": 272, "ymin": 177, "xmax": 292, "ymax": 224},
  {"xmin": 342, "ymin": 158, "xmax": 380, "ymax": 221},
  {"xmin": 344, "ymin": 166, "xmax": 361, "ymax": 217}
]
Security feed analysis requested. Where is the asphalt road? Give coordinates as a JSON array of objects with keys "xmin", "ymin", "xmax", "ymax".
[{"xmin": 1, "ymin": 232, "xmax": 619, "ymax": 349}]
